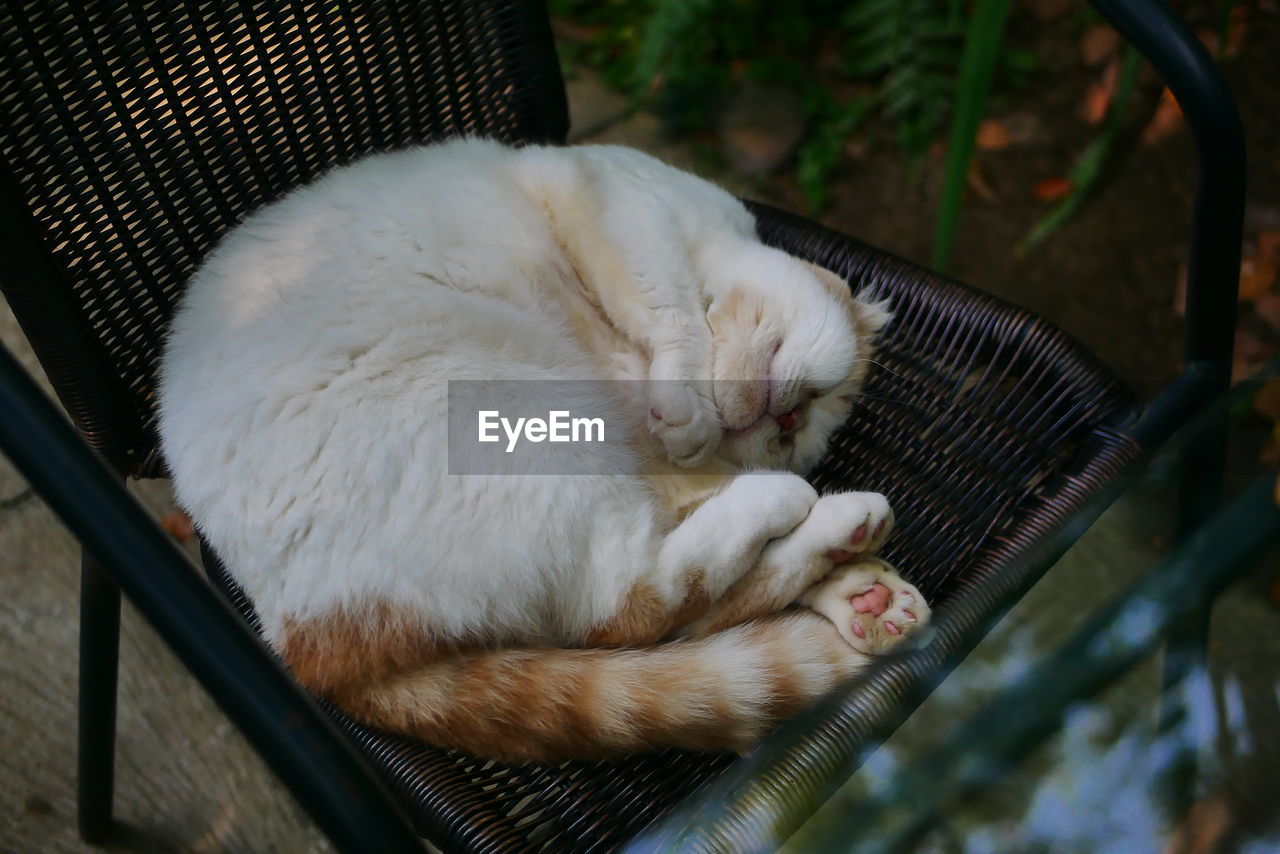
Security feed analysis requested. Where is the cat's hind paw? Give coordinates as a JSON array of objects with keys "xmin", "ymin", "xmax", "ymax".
[{"xmin": 799, "ymin": 557, "xmax": 930, "ymax": 655}]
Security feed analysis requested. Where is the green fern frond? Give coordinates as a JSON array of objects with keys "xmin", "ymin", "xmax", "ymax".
[
  {"xmin": 842, "ymin": 0, "xmax": 963, "ymax": 155},
  {"xmin": 631, "ymin": 0, "xmax": 720, "ymax": 97}
]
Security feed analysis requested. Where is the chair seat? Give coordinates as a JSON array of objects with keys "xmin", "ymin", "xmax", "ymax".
[{"xmin": 202, "ymin": 203, "xmax": 1143, "ymax": 853}]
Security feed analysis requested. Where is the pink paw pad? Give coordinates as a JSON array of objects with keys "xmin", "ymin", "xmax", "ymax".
[{"xmin": 850, "ymin": 582, "xmax": 891, "ymax": 616}]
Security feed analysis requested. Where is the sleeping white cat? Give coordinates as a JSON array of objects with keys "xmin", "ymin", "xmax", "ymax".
[{"xmin": 158, "ymin": 138, "xmax": 930, "ymax": 763}]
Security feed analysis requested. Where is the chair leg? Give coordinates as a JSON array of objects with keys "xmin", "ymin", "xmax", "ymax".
[
  {"xmin": 78, "ymin": 548, "xmax": 121, "ymax": 844},
  {"xmin": 1157, "ymin": 410, "xmax": 1227, "ymax": 819}
]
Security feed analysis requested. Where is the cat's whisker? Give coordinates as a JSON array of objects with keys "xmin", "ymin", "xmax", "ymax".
[{"xmin": 850, "ymin": 358, "xmax": 912, "ymax": 382}]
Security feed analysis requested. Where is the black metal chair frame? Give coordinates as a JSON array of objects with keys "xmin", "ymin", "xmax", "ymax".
[{"xmin": 0, "ymin": 0, "xmax": 1243, "ymax": 851}]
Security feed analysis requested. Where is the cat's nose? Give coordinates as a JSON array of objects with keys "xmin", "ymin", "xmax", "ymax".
[{"xmin": 775, "ymin": 408, "xmax": 801, "ymax": 432}]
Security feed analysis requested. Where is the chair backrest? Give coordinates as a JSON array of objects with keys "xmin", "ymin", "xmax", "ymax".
[{"xmin": 0, "ymin": 0, "xmax": 568, "ymax": 475}]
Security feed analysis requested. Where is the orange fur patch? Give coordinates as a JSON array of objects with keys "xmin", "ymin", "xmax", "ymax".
[
  {"xmin": 754, "ymin": 618, "xmax": 810, "ymax": 720},
  {"xmin": 340, "ymin": 648, "xmax": 626, "ymax": 762},
  {"xmin": 582, "ymin": 582, "xmax": 671, "ymax": 646},
  {"xmin": 329, "ymin": 613, "xmax": 852, "ymax": 763},
  {"xmin": 691, "ymin": 593, "xmax": 770, "ymax": 636},
  {"xmin": 670, "ymin": 568, "xmax": 711, "ymax": 630},
  {"xmin": 277, "ymin": 603, "xmax": 463, "ymax": 699},
  {"xmin": 582, "ymin": 567, "xmax": 712, "ymax": 646}
]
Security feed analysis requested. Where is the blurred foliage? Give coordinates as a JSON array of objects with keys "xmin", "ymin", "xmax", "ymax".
[
  {"xmin": 933, "ymin": 0, "xmax": 1010, "ymax": 269},
  {"xmin": 1022, "ymin": 45, "xmax": 1142, "ymax": 252},
  {"xmin": 550, "ymin": 0, "xmax": 990, "ymax": 210}
]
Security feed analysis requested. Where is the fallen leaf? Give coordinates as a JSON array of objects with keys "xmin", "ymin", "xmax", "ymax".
[
  {"xmin": 1239, "ymin": 257, "xmax": 1278, "ymax": 302},
  {"xmin": 1080, "ymin": 58, "xmax": 1119, "ymax": 124},
  {"xmin": 1254, "ymin": 293, "xmax": 1280, "ymax": 333},
  {"xmin": 1142, "ymin": 87, "xmax": 1184, "ymax": 145},
  {"xmin": 1080, "ymin": 82, "xmax": 1112, "ymax": 125},
  {"xmin": 1033, "ymin": 177, "xmax": 1072, "ymax": 202},
  {"xmin": 1255, "ymin": 379, "xmax": 1280, "ymax": 421},
  {"xmin": 975, "ymin": 118, "xmax": 1011, "ymax": 151},
  {"xmin": 1081, "ymin": 25, "xmax": 1120, "ymax": 66},
  {"xmin": 162, "ymin": 509, "xmax": 195, "ymax": 543},
  {"xmin": 1196, "ymin": 8, "xmax": 1249, "ymax": 61}
]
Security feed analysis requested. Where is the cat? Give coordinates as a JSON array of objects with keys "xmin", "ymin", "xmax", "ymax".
[{"xmin": 158, "ymin": 138, "xmax": 931, "ymax": 764}]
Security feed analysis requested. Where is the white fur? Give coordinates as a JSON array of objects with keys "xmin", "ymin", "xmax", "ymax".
[{"xmin": 158, "ymin": 139, "xmax": 885, "ymax": 652}]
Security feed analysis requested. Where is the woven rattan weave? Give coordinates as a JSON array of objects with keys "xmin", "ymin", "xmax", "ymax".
[{"xmin": 0, "ymin": 0, "xmax": 566, "ymax": 473}]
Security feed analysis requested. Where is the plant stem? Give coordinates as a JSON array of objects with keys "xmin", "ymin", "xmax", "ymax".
[
  {"xmin": 1022, "ymin": 44, "xmax": 1141, "ymax": 250},
  {"xmin": 931, "ymin": 0, "xmax": 1012, "ymax": 272}
]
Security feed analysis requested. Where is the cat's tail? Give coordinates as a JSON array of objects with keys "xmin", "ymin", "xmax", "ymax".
[{"xmin": 286, "ymin": 610, "xmax": 860, "ymax": 763}]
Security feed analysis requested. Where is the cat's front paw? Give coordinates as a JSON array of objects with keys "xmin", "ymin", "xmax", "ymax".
[
  {"xmin": 802, "ymin": 491, "xmax": 894, "ymax": 562},
  {"xmin": 800, "ymin": 558, "xmax": 930, "ymax": 655},
  {"xmin": 648, "ymin": 382, "xmax": 721, "ymax": 467}
]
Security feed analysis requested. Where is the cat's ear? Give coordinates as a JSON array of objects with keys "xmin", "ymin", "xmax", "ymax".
[
  {"xmin": 852, "ymin": 294, "xmax": 894, "ymax": 339},
  {"xmin": 799, "ymin": 259, "xmax": 853, "ymax": 303},
  {"xmin": 799, "ymin": 259, "xmax": 895, "ymax": 339}
]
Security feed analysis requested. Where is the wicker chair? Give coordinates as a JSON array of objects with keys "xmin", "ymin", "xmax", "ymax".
[{"xmin": 0, "ymin": 1, "xmax": 1243, "ymax": 851}]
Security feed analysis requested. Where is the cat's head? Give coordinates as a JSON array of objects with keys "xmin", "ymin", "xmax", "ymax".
[{"xmin": 705, "ymin": 247, "xmax": 892, "ymax": 473}]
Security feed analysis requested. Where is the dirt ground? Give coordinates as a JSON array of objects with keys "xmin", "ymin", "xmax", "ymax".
[{"xmin": 766, "ymin": 12, "xmax": 1280, "ymax": 399}]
